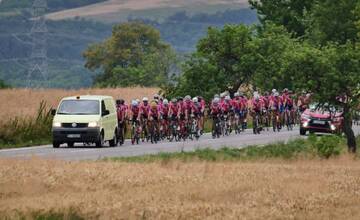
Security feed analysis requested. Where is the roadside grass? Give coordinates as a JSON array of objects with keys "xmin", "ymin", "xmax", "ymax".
[
  {"xmin": 106, "ymin": 135, "xmax": 351, "ymax": 163},
  {"xmin": 8, "ymin": 209, "xmax": 84, "ymax": 220},
  {"xmin": 0, "ymin": 101, "xmax": 53, "ymax": 149}
]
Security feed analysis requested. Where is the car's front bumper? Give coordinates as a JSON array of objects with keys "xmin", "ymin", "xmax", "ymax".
[{"xmin": 52, "ymin": 127, "xmax": 100, "ymax": 143}]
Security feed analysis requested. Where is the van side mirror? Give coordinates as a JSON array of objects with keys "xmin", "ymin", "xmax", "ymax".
[
  {"xmin": 51, "ymin": 109, "xmax": 56, "ymax": 116},
  {"xmin": 102, "ymin": 110, "xmax": 110, "ymax": 116}
]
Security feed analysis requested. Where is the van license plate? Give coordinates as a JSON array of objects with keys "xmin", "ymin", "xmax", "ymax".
[
  {"xmin": 67, "ymin": 134, "xmax": 80, "ymax": 138},
  {"xmin": 313, "ymin": 120, "xmax": 325, "ymax": 125}
]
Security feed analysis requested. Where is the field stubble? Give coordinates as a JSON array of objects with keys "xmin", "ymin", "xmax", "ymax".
[
  {"xmin": 0, "ymin": 157, "xmax": 360, "ymax": 219},
  {"xmin": 0, "ymin": 88, "xmax": 158, "ymax": 121}
]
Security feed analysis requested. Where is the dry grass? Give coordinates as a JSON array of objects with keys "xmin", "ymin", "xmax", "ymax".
[
  {"xmin": 1, "ymin": 157, "xmax": 360, "ymax": 219},
  {"xmin": 45, "ymin": 0, "xmax": 249, "ymax": 21},
  {"xmin": 0, "ymin": 87, "xmax": 158, "ymax": 121}
]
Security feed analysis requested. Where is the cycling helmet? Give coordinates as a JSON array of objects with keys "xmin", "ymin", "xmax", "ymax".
[
  {"xmin": 264, "ymin": 92, "xmax": 269, "ymax": 96},
  {"xmin": 136, "ymin": 99, "xmax": 140, "ymax": 104},
  {"xmin": 177, "ymin": 97, "xmax": 183, "ymax": 101},
  {"xmin": 234, "ymin": 92, "xmax": 240, "ymax": 97},
  {"xmin": 163, "ymin": 99, "xmax": 169, "ymax": 105},
  {"xmin": 225, "ymin": 95, "xmax": 231, "ymax": 101},
  {"xmin": 192, "ymin": 97, "xmax": 198, "ymax": 103},
  {"xmin": 197, "ymin": 96, "xmax": 203, "ymax": 102},
  {"xmin": 116, "ymin": 99, "xmax": 123, "ymax": 105},
  {"xmin": 274, "ymin": 92, "xmax": 279, "ymax": 97},
  {"xmin": 213, "ymin": 97, "xmax": 220, "ymax": 104},
  {"xmin": 272, "ymin": 89, "xmax": 277, "ymax": 94},
  {"xmin": 143, "ymin": 97, "xmax": 149, "ymax": 102},
  {"xmin": 306, "ymin": 93, "xmax": 311, "ymax": 97},
  {"xmin": 220, "ymin": 93, "xmax": 226, "ymax": 98},
  {"xmin": 171, "ymin": 98, "xmax": 177, "ymax": 103},
  {"xmin": 154, "ymin": 94, "xmax": 159, "ymax": 100},
  {"xmin": 283, "ymin": 88, "xmax": 289, "ymax": 93},
  {"xmin": 150, "ymin": 101, "xmax": 157, "ymax": 109},
  {"xmin": 131, "ymin": 100, "xmax": 138, "ymax": 107},
  {"xmin": 185, "ymin": 95, "xmax": 191, "ymax": 101},
  {"xmin": 214, "ymin": 94, "xmax": 220, "ymax": 99}
]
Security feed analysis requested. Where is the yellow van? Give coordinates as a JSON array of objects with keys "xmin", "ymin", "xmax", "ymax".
[{"xmin": 51, "ymin": 95, "xmax": 118, "ymax": 148}]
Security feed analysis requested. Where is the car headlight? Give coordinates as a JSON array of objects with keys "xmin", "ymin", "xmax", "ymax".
[
  {"xmin": 88, "ymin": 122, "xmax": 99, "ymax": 128},
  {"xmin": 303, "ymin": 121, "xmax": 309, "ymax": 127},
  {"xmin": 330, "ymin": 124, "xmax": 336, "ymax": 131},
  {"xmin": 53, "ymin": 122, "xmax": 61, "ymax": 128}
]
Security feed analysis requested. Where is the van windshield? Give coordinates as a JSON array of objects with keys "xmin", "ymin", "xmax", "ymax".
[{"xmin": 58, "ymin": 100, "xmax": 100, "ymax": 115}]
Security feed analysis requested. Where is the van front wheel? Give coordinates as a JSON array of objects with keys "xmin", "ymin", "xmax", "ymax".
[
  {"xmin": 95, "ymin": 132, "xmax": 104, "ymax": 148},
  {"xmin": 53, "ymin": 142, "xmax": 60, "ymax": 148}
]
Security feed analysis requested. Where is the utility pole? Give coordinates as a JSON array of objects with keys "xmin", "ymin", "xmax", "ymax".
[{"xmin": 27, "ymin": 0, "xmax": 48, "ymax": 88}]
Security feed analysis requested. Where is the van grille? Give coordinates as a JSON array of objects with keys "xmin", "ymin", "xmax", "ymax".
[{"xmin": 61, "ymin": 123, "xmax": 88, "ymax": 128}]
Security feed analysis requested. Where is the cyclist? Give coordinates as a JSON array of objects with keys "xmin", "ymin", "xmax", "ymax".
[
  {"xmin": 239, "ymin": 92, "xmax": 248, "ymax": 130},
  {"xmin": 140, "ymin": 97, "xmax": 150, "ymax": 141},
  {"xmin": 232, "ymin": 92, "xmax": 242, "ymax": 133},
  {"xmin": 197, "ymin": 96, "xmax": 206, "ymax": 134},
  {"xmin": 251, "ymin": 94, "xmax": 263, "ymax": 133},
  {"xmin": 148, "ymin": 101, "xmax": 160, "ymax": 143},
  {"xmin": 160, "ymin": 99, "xmax": 170, "ymax": 139},
  {"xmin": 210, "ymin": 97, "xmax": 222, "ymax": 138},
  {"xmin": 116, "ymin": 99, "xmax": 127, "ymax": 145},
  {"xmin": 269, "ymin": 92, "xmax": 282, "ymax": 131},
  {"xmin": 177, "ymin": 97, "xmax": 187, "ymax": 139},
  {"xmin": 261, "ymin": 92, "xmax": 271, "ymax": 129}
]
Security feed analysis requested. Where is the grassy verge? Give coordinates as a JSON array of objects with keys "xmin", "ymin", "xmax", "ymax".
[
  {"xmin": 0, "ymin": 101, "xmax": 53, "ymax": 149},
  {"xmin": 106, "ymin": 135, "xmax": 355, "ymax": 163}
]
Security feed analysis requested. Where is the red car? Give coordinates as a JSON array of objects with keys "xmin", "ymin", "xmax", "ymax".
[{"xmin": 300, "ymin": 104, "xmax": 343, "ymax": 135}]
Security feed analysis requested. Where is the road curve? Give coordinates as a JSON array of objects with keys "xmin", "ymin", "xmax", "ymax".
[{"xmin": 1, "ymin": 126, "xmax": 359, "ymax": 161}]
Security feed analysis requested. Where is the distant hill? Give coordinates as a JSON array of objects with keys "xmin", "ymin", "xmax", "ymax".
[
  {"xmin": 45, "ymin": 0, "xmax": 249, "ymax": 22},
  {"xmin": 0, "ymin": 0, "xmax": 257, "ymax": 88}
]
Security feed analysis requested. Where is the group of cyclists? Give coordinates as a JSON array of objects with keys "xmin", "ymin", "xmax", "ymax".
[{"xmin": 115, "ymin": 89, "xmax": 312, "ymax": 145}]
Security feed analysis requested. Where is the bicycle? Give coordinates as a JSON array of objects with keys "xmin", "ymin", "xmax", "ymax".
[
  {"xmin": 130, "ymin": 119, "xmax": 141, "ymax": 145},
  {"xmin": 117, "ymin": 121, "xmax": 125, "ymax": 146},
  {"xmin": 148, "ymin": 117, "xmax": 159, "ymax": 144},
  {"xmin": 252, "ymin": 111, "xmax": 262, "ymax": 134},
  {"xmin": 284, "ymin": 107, "xmax": 293, "ymax": 131},
  {"xmin": 234, "ymin": 111, "xmax": 242, "ymax": 134},
  {"xmin": 169, "ymin": 116, "xmax": 180, "ymax": 142},
  {"xmin": 189, "ymin": 114, "xmax": 200, "ymax": 141},
  {"xmin": 212, "ymin": 114, "xmax": 222, "ymax": 139},
  {"xmin": 140, "ymin": 117, "xmax": 149, "ymax": 142},
  {"xmin": 271, "ymin": 108, "xmax": 282, "ymax": 132},
  {"xmin": 261, "ymin": 108, "xmax": 270, "ymax": 131}
]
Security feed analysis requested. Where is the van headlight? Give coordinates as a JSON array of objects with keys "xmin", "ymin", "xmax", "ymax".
[
  {"xmin": 53, "ymin": 122, "xmax": 61, "ymax": 128},
  {"xmin": 88, "ymin": 122, "xmax": 99, "ymax": 128}
]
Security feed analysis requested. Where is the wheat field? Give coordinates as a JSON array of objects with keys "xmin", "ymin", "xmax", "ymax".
[
  {"xmin": 0, "ymin": 88, "xmax": 159, "ymax": 121},
  {"xmin": 0, "ymin": 157, "xmax": 360, "ymax": 219}
]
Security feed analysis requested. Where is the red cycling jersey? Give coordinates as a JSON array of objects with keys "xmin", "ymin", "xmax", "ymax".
[
  {"xmin": 169, "ymin": 103, "xmax": 178, "ymax": 116},
  {"xmin": 148, "ymin": 108, "xmax": 159, "ymax": 119},
  {"xmin": 116, "ymin": 104, "xmax": 127, "ymax": 121},
  {"xmin": 252, "ymin": 99, "xmax": 263, "ymax": 112},
  {"xmin": 162, "ymin": 105, "xmax": 169, "ymax": 117},
  {"xmin": 211, "ymin": 103, "xmax": 221, "ymax": 115},
  {"xmin": 130, "ymin": 105, "xmax": 140, "ymax": 118},
  {"xmin": 140, "ymin": 103, "xmax": 150, "ymax": 117}
]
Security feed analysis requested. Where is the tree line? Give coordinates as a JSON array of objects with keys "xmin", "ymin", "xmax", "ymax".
[{"xmin": 84, "ymin": 0, "xmax": 360, "ymax": 152}]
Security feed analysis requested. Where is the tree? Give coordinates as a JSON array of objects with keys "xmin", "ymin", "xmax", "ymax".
[
  {"xmin": 284, "ymin": 42, "xmax": 360, "ymax": 153},
  {"xmin": 83, "ymin": 22, "xmax": 176, "ymax": 87},
  {"xmin": 163, "ymin": 24, "xmax": 258, "ymax": 99},
  {"xmin": 249, "ymin": 0, "xmax": 314, "ymax": 37},
  {"xmin": 0, "ymin": 79, "xmax": 9, "ymax": 89},
  {"xmin": 252, "ymin": 23, "xmax": 296, "ymax": 92},
  {"xmin": 308, "ymin": 0, "xmax": 359, "ymax": 45}
]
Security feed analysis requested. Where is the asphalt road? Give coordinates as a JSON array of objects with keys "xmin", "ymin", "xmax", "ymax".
[{"xmin": 1, "ymin": 126, "xmax": 359, "ymax": 161}]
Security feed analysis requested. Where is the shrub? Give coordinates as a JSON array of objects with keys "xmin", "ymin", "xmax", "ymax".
[
  {"xmin": 0, "ymin": 101, "xmax": 53, "ymax": 148},
  {"xmin": 311, "ymin": 135, "xmax": 342, "ymax": 159}
]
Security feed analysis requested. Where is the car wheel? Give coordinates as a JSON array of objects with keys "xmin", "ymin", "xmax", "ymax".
[
  {"xmin": 95, "ymin": 132, "xmax": 104, "ymax": 148},
  {"xmin": 109, "ymin": 130, "xmax": 117, "ymax": 147},
  {"xmin": 53, "ymin": 142, "xmax": 60, "ymax": 148},
  {"xmin": 300, "ymin": 128, "xmax": 306, "ymax": 136},
  {"xmin": 67, "ymin": 142, "xmax": 74, "ymax": 147}
]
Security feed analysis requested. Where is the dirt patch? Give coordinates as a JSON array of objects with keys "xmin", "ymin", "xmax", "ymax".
[{"xmin": 0, "ymin": 157, "xmax": 360, "ymax": 219}]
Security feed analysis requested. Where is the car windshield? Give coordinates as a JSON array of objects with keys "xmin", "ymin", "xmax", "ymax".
[
  {"xmin": 58, "ymin": 100, "xmax": 100, "ymax": 115},
  {"xmin": 309, "ymin": 103, "xmax": 341, "ymax": 114}
]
